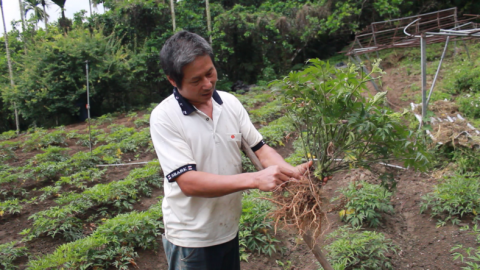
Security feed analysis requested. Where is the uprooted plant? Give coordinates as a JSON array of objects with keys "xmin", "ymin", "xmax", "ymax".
[{"xmin": 268, "ymin": 59, "xmax": 431, "ymax": 240}]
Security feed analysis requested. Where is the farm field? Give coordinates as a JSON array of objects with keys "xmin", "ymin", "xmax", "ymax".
[{"xmin": 2, "ymin": 41, "xmax": 480, "ymax": 270}]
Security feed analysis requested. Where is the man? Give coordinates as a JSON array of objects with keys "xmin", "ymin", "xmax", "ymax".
[{"xmin": 150, "ymin": 30, "xmax": 311, "ymax": 270}]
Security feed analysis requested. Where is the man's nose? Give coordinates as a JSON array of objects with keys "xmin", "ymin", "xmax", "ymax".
[{"xmin": 202, "ymin": 76, "xmax": 213, "ymax": 89}]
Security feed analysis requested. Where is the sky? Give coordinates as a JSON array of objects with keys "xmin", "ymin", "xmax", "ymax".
[{"xmin": 1, "ymin": 0, "xmax": 105, "ymax": 33}]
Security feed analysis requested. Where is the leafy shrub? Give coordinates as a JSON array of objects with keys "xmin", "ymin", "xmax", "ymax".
[
  {"xmin": 452, "ymin": 224, "xmax": 480, "ymax": 270},
  {"xmin": 457, "ymin": 93, "xmax": 480, "ymax": 119},
  {"xmin": 0, "ymin": 241, "xmax": 29, "ymax": 269},
  {"xmin": 0, "ymin": 130, "xmax": 17, "ymax": 141},
  {"xmin": 420, "ymin": 173, "xmax": 480, "ymax": 227},
  {"xmin": 336, "ymin": 182, "xmax": 394, "ymax": 227},
  {"xmin": 239, "ymin": 190, "xmax": 281, "ymax": 261},
  {"xmin": 258, "ymin": 116, "xmax": 295, "ymax": 147},
  {"xmin": 322, "ymin": 226, "xmax": 397, "ymax": 270},
  {"xmin": 27, "ymin": 200, "xmax": 164, "ymax": 270},
  {"xmin": 271, "ymin": 59, "xmax": 431, "ymax": 179}
]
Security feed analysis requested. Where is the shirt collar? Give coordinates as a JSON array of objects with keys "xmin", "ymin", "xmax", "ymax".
[{"xmin": 173, "ymin": 88, "xmax": 223, "ymax": 116}]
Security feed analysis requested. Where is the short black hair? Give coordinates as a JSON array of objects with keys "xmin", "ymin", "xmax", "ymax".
[{"xmin": 160, "ymin": 31, "xmax": 214, "ymax": 89}]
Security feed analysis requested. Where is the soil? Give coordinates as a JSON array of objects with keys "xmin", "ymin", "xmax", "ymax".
[{"xmin": 2, "ymin": 64, "xmax": 479, "ymax": 270}]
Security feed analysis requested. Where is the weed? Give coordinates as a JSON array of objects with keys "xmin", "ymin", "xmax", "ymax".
[
  {"xmin": 321, "ymin": 226, "xmax": 397, "ymax": 270},
  {"xmin": 420, "ymin": 173, "xmax": 480, "ymax": 227},
  {"xmin": 335, "ymin": 182, "xmax": 394, "ymax": 227}
]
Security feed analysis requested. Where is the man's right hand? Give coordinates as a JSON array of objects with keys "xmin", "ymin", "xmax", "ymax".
[{"xmin": 253, "ymin": 165, "xmax": 299, "ymax": 192}]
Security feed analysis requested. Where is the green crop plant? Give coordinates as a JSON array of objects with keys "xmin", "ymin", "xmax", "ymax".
[
  {"xmin": 27, "ymin": 200, "xmax": 164, "ymax": 270},
  {"xmin": 452, "ymin": 224, "xmax": 480, "ymax": 270},
  {"xmin": 38, "ymin": 186, "xmax": 62, "ymax": 201},
  {"xmin": 118, "ymin": 128, "xmax": 152, "ymax": 153},
  {"xmin": 420, "ymin": 173, "xmax": 480, "ymax": 227},
  {"xmin": 90, "ymin": 113, "xmax": 115, "ymax": 125},
  {"xmin": 68, "ymin": 151, "xmax": 101, "ymax": 170},
  {"xmin": 236, "ymin": 92, "xmax": 274, "ymax": 110},
  {"xmin": 0, "ymin": 146, "xmax": 16, "ymax": 162},
  {"xmin": 72, "ymin": 129, "xmax": 105, "ymax": 147},
  {"xmin": 56, "ymin": 168, "xmax": 106, "ymax": 190},
  {"xmin": 134, "ymin": 113, "xmax": 150, "ymax": 127},
  {"xmin": 22, "ymin": 129, "xmax": 68, "ymax": 151},
  {"xmin": 271, "ymin": 59, "xmax": 431, "ymax": 182},
  {"xmin": 335, "ymin": 181, "xmax": 394, "ymax": 227},
  {"xmin": 258, "ymin": 116, "xmax": 295, "ymax": 147},
  {"xmin": 0, "ymin": 130, "xmax": 18, "ymax": 141},
  {"xmin": 0, "ymin": 241, "xmax": 29, "ymax": 269},
  {"xmin": 239, "ymin": 190, "xmax": 281, "ymax": 261},
  {"xmin": 27, "ymin": 161, "xmax": 70, "ymax": 182},
  {"xmin": 321, "ymin": 226, "xmax": 397, "ymax": 270},
  {"xmin": 249, "ymin": 99, "xmax": 283, "ymax": 124},
  {"xmin": 30, "ymin": 146, "xmax": 70, "ymax": 164},
  {"xmin": 104, "ymin": 126, "xmax": 135, "ymax": 144},
  {"xmin": 0, "ymin": 198, "xmax": 23, "ymax": 216}
]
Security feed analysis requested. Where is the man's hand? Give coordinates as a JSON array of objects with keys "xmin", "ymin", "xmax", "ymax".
[
  {"xmin": 295, "ymin": 160, "xmax": 313, "ymax": 178},
  {"xmin": 253, "ymin": 165, "xmax": 298, "ymax": 192}
]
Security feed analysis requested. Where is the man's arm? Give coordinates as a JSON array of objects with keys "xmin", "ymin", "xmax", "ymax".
[
  {"xmin": 176, "ymin": 144, "xmax": 312, "ymax": 198},
  {"xmin": 176, "ymin": 165, "xmax": 297, "ymax": 198}
]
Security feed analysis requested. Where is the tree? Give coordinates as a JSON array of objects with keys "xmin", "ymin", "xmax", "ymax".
[
  {"xmin": 51, "ymin": 0, "xmax": 70, "ymax": 32},
  {"xmin": 0, "ymin": 0, "xmax": 20, "ymax": 133},
  {"xmin": 24, "ymin": 0, "xmax": 48, "ymax": 27},
  {"xmin": 40, "ymin": 0, "xmax": 50, "ymax": 33}
]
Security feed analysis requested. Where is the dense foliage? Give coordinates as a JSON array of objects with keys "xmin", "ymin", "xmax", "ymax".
[{"xmin": 1, "ymin": 0, "xmax": 479, "ymax": 131}]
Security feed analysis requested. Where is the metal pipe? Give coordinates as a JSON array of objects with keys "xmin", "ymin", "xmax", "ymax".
[
  {"xmin": 426, "ymin": 36, "xmax": 450, "ymax": 105},
  {"xmin": 420, "ymin": 35, "xmax": 427, "ymax": 126}
]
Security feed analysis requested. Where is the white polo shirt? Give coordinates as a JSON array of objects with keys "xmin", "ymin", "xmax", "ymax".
[{"xmin": 150, "ymin": 88, "xmax": 264, "ymax": 247}]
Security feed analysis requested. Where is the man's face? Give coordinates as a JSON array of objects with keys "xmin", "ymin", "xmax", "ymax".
[{"xmin": 168, "ymin": 54, "xmax": 218, "ymax": 106}]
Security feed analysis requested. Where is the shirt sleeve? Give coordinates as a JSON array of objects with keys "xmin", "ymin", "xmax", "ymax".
[
  {"xmin": 234, "ymin": 96, "xmax": 265, "ymax": 152},
  {"xmin": 150, "ymin": 109, "xmax": 196, "ymax": 182}
]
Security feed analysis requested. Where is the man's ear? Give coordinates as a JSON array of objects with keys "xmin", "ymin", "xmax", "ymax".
[{"xmin": 167, "ymin": 76, "xmax": 177, "ymax": 88}]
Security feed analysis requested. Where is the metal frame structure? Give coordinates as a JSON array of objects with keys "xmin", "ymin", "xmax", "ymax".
[{"xmin": 344, "ymin": 7, "xmax": 480, "ymax": 125}]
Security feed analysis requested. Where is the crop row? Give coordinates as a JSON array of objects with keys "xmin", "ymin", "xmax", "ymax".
[
  {"xmin": 27, "ymin": 199, "xmax": 163, "ymax": 270},
  {"xmin": 22, "ymin": 161, "xmax": 162, "ymax": 241}
]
